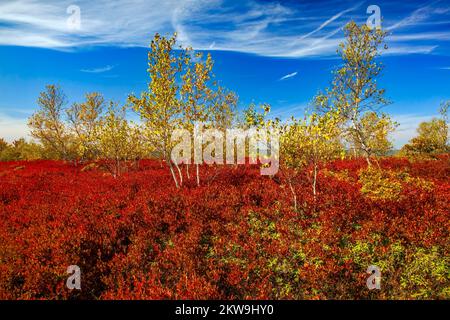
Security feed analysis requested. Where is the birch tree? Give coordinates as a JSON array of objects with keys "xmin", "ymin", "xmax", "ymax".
[
  {"xmin": 96, "ymin": 102, "xmax": 138, "ymax": 177},
  {"xmin": 280, "ymin": 107, "xmax": 343, "ymax": 210},
  {"xmin": 319, "ymin": 21, "xmax": 391, "ymax": 165},
  {"xmin": 67, "ymin": 92, "xmax": 104, "ymax": 161},
  {"xmin": 28, "ymin": 85, "xmax": 73, "ymax": 160},
  {"xmin": 180, "ymin": 51, "xmax": 214, "ymax": 186},
  {"xmin": 128, "ymin": 33, "xmax": 184, "ymax": 188}
]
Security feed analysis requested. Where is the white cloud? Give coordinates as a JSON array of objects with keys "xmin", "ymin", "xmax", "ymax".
[
  {"xmin": 271, "ymin": 103, "xmax": 308, "ymax": 118},
  {"xmin": 0, "ymin": 113, "xmax": 30, "ymax": 143},
  {"xmin": 80, "ymin": 65, "xmax": 115, "ymax": 73},
  {"xmin": 390, "ymin": 113, "xmax": 438, "ymax": 148},
  {"xmin": 386, "ymin": 4, "xmax": 440, "ymax": 31},
  {"xmin": 298, "ymin": 4, "xmax": 361, "ymax": 40},
  {"xmin": 279, "ymin": 71, "xmax": 298, "ymax": 81},
  {"xmin": 388, "ymin": 31, "xmax": 450, "ymax": 42},
  {"xmin": 0, "ymin": 0, "xmax": 448, "ymax": 58},
  {"xmin": 385, "ymin": 44, "xmax": 439, "ymax": 55}
]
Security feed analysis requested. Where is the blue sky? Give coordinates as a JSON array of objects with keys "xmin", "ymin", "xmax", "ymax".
[{"xmin": 0, "ymin": 0, "xmax": 449, "ymax": 147}]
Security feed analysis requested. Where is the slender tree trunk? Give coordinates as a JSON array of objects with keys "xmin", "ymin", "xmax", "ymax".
[
  {"xmin": 365, "ymin": 153, "xmax": 372, "ymax": 166},
  {"xmin": 186, "ymin": 163, "xmax": 190, "ymax": 179},
  {"xmin": 168, "ymin": 161, "xmax": 179, "ymax": 189},
  {"xmin": 312, "ymin": 163, "xmax": 318, "ymax": 201},
  {"xmin": 196, "ymin": 164, "xmax": 200, "ymax": 186},
  {"xmin": 175, "ymin": 162, "xmax": 183, "ymax": 186},
  {"xmin": 288, "ymin": 179, "xmax": 297, "ymax": 211}
]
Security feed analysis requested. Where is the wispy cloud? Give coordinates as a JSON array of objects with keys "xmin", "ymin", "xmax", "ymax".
[
  {"xmin": 279, "ymin": 71, "xmax": 298, "ymax": 81},
  {"xmin": 386, "ymin": 44, "xmax": 439, "ymax": 55},
  {"xmin": 271, "ymin": 103, "xmax": 308, "ymax": 118},
  {"xmin": 390, "ymin": 113, "xmax": 438, "ymax": 148},
  {"xmin": 298, "ymin": 4, "xmax": 361, "ymax": 40},
  {"xmin": 389, "ymin": 31, "xmax": 450, "ymax": 41},
  {"xmin": 0, "ymin": 112, "xmax": 31, "ymax": 142},
  {"xmin": 0, "ymin": 0, "xmax": 449, "ymax": 58},
  {"xmin": 80, "ymin": 65, "xmax": 115, "ymax": 73},
  {"xmin": 386, "ymin": 2, "xmax": 442, "ymax": 31}
]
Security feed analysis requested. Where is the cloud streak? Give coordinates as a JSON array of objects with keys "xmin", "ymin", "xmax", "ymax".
[
  {"xmin": 386, "ymin": 2, "xmax": 440, "ymax": 31},
  {"xmin": 80, "ymin": 65, "xmax": 115, "ymax": 73},
  {"xmin": 279, "ymin": 71, "xmax": 298, "ymax": 81},
  {"xmin": 298, "ymin": 4, "xmax": 362, "ymax": 40}
]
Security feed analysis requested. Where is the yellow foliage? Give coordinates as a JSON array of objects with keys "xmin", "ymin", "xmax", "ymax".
[
  {"xmin": 359, "ymin": 167, "xmax": 403, "ymax": 200},
  {"xmin": 358, "ymin": 167, "xmax": 434, "ymax": 201},
  {"xmin": 323, "ymin": 169, "xmax": 353, "ymax": 183}
]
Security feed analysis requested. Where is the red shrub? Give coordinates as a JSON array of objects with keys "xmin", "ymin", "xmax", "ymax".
[{"xmin": 0, "ymin": 157, "xmax": 448, "ymax": 299}]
